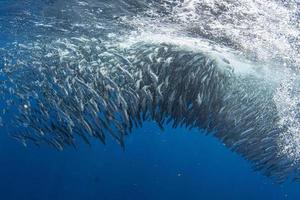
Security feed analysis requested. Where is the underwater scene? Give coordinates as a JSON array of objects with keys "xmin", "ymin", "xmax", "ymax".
[{"xmin": 1, "ymin": 0, "xmax": 300, "ymax": 199}]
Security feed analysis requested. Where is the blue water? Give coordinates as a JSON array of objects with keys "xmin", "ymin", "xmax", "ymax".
[
  {"xmin": 0, "ymin": 122, "xmax": 299, "ymax": 200},
  {"xmin": 1, "ymin": 1, "xmax": 300, "ymax": 199}
]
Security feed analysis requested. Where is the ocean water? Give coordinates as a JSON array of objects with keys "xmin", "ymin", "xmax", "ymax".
[
  {"xmin": 1, "ymin": 123, "xmax": 300, "ymax": 200},
  {"xmin": 1, "ymin": 0, "xmax": 300, "ymax": 199}
]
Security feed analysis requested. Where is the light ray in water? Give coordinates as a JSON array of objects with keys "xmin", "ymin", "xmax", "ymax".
[{"xmin": 0, "ymin": 0, "xmax": 300, "ymax": 183}]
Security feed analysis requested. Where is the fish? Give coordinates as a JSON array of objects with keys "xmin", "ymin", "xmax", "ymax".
[{"xmin": 0, "ymin": 37, "xmax": 296, "ymax": 184}]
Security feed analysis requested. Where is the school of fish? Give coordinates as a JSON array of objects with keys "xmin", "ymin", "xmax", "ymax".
[{"xmin": 0, "ymin": 0, "xmax": 300, "ymax": 183}]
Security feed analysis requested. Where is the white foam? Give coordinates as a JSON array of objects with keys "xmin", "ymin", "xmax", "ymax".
[{"xmin": 118, "ymin": 0, "xmax": 300, "ymax": 163}]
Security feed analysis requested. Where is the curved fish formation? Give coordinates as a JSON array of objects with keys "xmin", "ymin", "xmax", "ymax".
[
  {"xmin": 0, "ymin": 41, "xmax": 292, "ymax": 182},
  {"xmin": 0, "ymin": 0, "xmax": 300, "ymax": 183}
]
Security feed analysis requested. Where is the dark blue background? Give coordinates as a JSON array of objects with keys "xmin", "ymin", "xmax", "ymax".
[{"xmin": 0, "ymin": 122, "xmax": 300, "ymax": 200}]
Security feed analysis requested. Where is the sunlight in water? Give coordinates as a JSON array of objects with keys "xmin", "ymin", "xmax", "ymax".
[{"xmin": 0, "ymin": 0, "xmax": 300, "ymax": 182}]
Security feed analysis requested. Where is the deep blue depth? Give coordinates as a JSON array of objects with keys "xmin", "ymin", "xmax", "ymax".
[{"xmin": 0, "ymin": 122, "xmax": 300, "ymax": 200}]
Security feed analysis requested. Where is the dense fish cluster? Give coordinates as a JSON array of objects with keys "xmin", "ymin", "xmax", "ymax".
[
  {"xmin": 1, "ymin": 0, "xmax": 300, "ymax": 183},
  {"xmin": 0, "ymin": 39, "xmax": 294, "ymax": 182}
]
